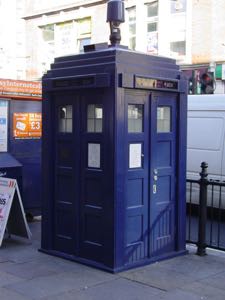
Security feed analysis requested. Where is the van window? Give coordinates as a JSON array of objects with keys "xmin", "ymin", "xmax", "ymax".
[{"xmin": 187, "ymin": 117, "xmax": 224, "ymax": 150}]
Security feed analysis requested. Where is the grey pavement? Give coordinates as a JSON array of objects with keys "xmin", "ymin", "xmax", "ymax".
[{"xmin": 0, "ymin": 219, "xmax": 225, "ymax": 299}]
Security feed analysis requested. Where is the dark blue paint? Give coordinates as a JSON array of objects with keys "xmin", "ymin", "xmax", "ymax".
[
  {"xmin": 9, "ymin": 100, "xmax": 42, "ymax": 215},
  {"xmin": 0, "ymin": 153, "xmax": 23, "ymax": 193},
  {"xmin": 41, "ymin": 46, "xmax": 187, "ymax": 272}
]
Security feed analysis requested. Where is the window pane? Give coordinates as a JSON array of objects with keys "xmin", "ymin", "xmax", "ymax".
[
  {"xmin": 66, "ymin": 119, "xmax": 72, "ymax": 132},
  {"xmin": 147, "ymin": 1, "xmax": 158, "ymax": 18},
  {"xmin": 127, "ymin": 7, "xmax": 136, "ymax": 22},
  {"xmin": 170, "ymin": 41, "xmax": 186, "ymax": 56},
  {"xmin": 129, "ymin": 24, "xmax": 136, "ymax": 35},
  {"xmin": 66, "ymin": 105, "xmax": 72, "ymax": 118},
  {"xmin": 42, "ymin": 24, "xmax": 54, "ymax": 42},
  {"xmin": 128, "ymin": 104, "xmax": 143, "ymax": 133},
  {"xmin": 87, "ymin": 104, "xmax": 103, "ymax": 132},
  {"xmin": 170, "ymin": 0, "xmax": 187, "ymax": 13},
  {"xmin": 129, "ymin": 37, "xmax": 136, "ymax": 50},
  {"xmin": 147, "ymin": 22, "xmax": 157, "ymax": 33},
  {"xmin": 78, "ymin": 37, "xmax": 91, "ymax": 53},
  {"xmin": 59, "ymin": 105, "xmax": 72, "ymax": 133},
  {"xmin": 87, "ymin": 119, "xmax": 95, "ymax": 132},
  {"xmin": 59, "ymin": 119, "xmax": 66, "ymax": 132},
  {"xmin": 95, "ymin": 120, "xmax": 102, "ymax": 132},
  {"xmin": 78, "ymin": 18, "xmax": 91, "ymax": 36},
  {"xmin": 157, "ymin": 107, "xmax": 171, "ymax": 133},
  {"xmin": 95, "ymin": 107, "xmax": 103, "ymax": 119},
  {"xmin": 88, "ymin": 104, "xmax": 95, "ymax": 118}
]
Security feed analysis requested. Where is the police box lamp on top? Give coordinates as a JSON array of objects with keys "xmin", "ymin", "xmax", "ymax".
[
  {"xmin": 107, "ymin": 0, "xmax": 125, "ymax": 46},
  {"xmin": 84, "ymin": 0, "xmax": 125, "ymax": 52}
]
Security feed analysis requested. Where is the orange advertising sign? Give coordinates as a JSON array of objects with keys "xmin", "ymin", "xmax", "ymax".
[
  {"xmin": 13, "ymin": 113, "xmax": 42, "ymax": 139},
  {"xmin": 0, "ymin": 79, "xmax": 42, "ymax": 100}
]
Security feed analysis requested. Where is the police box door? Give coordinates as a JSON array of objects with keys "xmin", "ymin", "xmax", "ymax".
[
  {"xmin": 53, "ymin": 91, "xmax": 107, "ymax": 261},
  {"xmin": 149, "ymin": 93, "xmax": 177, "ymax": 257},
  {"xmin": 53, "ymin": 94, "xmax": 80, "ymax": 255}
]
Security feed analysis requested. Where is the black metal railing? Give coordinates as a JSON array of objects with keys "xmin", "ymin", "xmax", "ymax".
[{"xmin": 186, "ymin": 162, "xmax": 225, "ymax": 254}]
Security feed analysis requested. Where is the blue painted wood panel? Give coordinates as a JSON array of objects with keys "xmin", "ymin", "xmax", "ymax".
[{"xmin": 150, "ymin": 93, "xmax": 177, "ymax": 257}]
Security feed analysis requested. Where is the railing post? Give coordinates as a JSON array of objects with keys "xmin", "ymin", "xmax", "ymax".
[{"xmin": 196, "ymin": 161, "xmax": 208, "ymax": 256}]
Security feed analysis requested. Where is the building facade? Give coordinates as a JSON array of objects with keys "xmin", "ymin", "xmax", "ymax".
[
  {"xmin": 0, "ymin": 0, "xmax": 26, "ymax": 80},
  {"xmin": 1, "ymin": 0, "xmax": 225, "ymax": 93}
]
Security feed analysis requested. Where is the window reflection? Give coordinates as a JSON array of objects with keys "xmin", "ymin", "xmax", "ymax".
[
  {"xmin": 128, "ymin": 104, "xmax": 143, "ymax": 133},
  {"xmin": 59, "ymin": 105, "xmax": 72, "ymax": 133},
  {"xmin": 87, "ymin": 104, "xmax": 103, "ymax": 132},
  {"xmin": 157, "ymin": 106, "xmax": 171, "ymax": 133}
]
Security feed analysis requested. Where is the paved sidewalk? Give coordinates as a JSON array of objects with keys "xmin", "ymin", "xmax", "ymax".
[{"xmin": 0, "ymin": 219, "xmax": 225, "ymax": 300}]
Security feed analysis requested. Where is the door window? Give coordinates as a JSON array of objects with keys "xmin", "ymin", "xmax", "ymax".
[
  {"xmin": 157, "ymin": 106, "xmax": 171, "ymax": 132},
  {"xmin": 87, "ymin": 104, "xmax": 103, "ymax": 132},
  {"xmin": 128, "ymin": 104, "xmax": 143, "ymax": 133},
  {"xmin": 58, "ymin": 105, "xmax": 73, "ymax": 133}
]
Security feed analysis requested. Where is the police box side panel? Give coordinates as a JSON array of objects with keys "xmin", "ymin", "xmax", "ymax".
[{"xmin": 187, "ymin": 109, "xmax": 225, "ymax": 180}]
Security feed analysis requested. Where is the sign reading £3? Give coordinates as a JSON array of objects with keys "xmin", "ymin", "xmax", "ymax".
[
  {"xmin": 13, "ymin": 112, "xmax": 42, "ymax": 139},
  {"xmin": 0, "ymin": 177, "xmax": 31, "ymax": 247}
]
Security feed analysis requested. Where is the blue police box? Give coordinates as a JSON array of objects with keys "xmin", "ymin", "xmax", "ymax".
[
  {"xmin": 40, "ymin": 45, "xmax": 187, "ymax": 272},
  {"xmin": 41, "ymin": 0, "xmax": 187, "ymax": 273}
]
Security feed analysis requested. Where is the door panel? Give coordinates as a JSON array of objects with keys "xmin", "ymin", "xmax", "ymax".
[
  {"xmin": 124, "ymin": 90, "xmax": 149, "ymax": 265},
  {"xmin": 53, "ymin": 96, "xmax": 79, "ymax": 255},
  {"xmin": 150, "ymin": 93, "xmax": 177, "ymax": 257}
]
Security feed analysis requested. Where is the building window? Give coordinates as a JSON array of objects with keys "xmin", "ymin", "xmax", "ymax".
[
  {"xmin": 147, "ymin": 1, "xmax": 158, "ymax": 17},
  {"xmin": 169, "ymin": 1, "xmax": 186, "ymax": 60},
  {"xmin": 42, "ymin": 24, "xmax": 54, "ymax": 42},
  {"xmin": 170, "ymin": 0, "xmax": 187, "ymax": 14},
  {"xmin": 146, "ymin": 1, "xmax": 158, "ymax": 54},
  {"xmin": 77, "ymin": 18, "xmax": 91, "ymax": 53},
  {"xmin": 41, "ymin": 24, "xmax": 55, "ymax": 74},
  {"xmin": 55, "ymin": 21, "xmax": 75, "ymax": 57},
  {"xmin": 170, "ymin": 41, "xmax": 186, "ymax": 56},
  {"xmin": 127, "ymin": 7, "xmax": 136, "ymax": 50},
  {"xmin": 78, "ymin": 37, "xmax": 91, "ymax": 53},
  {"xmin": 40, "ymin": 18, "xmax": 91, "ymax": 75}
]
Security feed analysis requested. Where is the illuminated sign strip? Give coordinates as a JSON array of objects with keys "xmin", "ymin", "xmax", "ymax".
[{"xmin": 135, "ymin": 76, "xmax": 178, "ymax": 91}]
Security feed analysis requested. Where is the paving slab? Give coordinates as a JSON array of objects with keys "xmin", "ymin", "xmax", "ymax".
[
  {"xmin": 41, "ymin": 277, "xmax": 164, "ymax": 300},
  {"xmin": 0, "ymin": 260, "xmax": 58, "ymax": 280},
  {"xmin": 121, "ymin": 262, "xmax": 195, "ymax": 291},
  {"xmin": 181, "ymin": 280, "xmax": 225, "ymax": 300},
  {"xmin": 4, "ymin": 270, "xmax": 115, "ymax": 299},
  {"xmin": 1, "ymin": 220, "xmax": 225, "ymax": 300},
  {"xmin": 0, "ymin": 270, "xmax": 24, "ymax": 287},
  {"xmin": 198, "ymin": 271, "xmax": 225, "ymax": 291},
  {"xmin": 0, "ymin": 287, "xmax": 31, "ymax": 300}
]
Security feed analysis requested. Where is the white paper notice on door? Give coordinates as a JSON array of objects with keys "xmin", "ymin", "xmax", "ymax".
[
  {"xmin": 129, "ymin": 143, "xmax": 142, "ymax": 168},
  {"xmin": 88, "ymin": 143, "xmax": 101, "ymax": 168}
]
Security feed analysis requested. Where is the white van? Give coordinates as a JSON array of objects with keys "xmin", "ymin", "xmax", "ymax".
[
  {"xmin": 187, "ymin": 94, "xmax": 225, "ymax": 208},
  {"xmin": 187, "ymin": 94, "xmax": 225, "ymax": 181}
]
